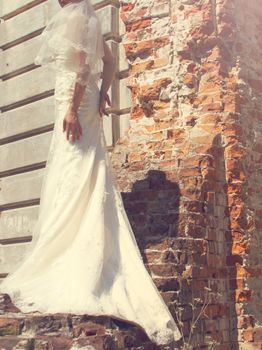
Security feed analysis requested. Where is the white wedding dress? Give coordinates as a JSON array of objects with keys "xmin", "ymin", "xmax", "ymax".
[{"xmin": 0, "ymin": 6, "xmax": 182, "ymax": 348}]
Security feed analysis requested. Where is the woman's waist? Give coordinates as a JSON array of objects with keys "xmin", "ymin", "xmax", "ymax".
[
  {"xmin": 54, "ymin": 73, "xmax": 100, "ymax": 101},
  {"xmin": 55, "ymin": 70, "xmax": 99, "ymax": 88}
]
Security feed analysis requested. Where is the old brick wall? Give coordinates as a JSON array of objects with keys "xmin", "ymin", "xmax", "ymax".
[{"xmin": 110, "ymin": 0, "xmax": 262, "ymax": 348}]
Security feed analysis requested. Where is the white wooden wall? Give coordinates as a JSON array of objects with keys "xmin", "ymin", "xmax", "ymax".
[{"xmin": 0, "ymin": 0, "xmax": 131, "ymax": 279}]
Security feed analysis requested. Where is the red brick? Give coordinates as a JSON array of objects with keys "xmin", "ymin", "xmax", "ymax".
[{"xmin": 242, "ymin": 328, "xmax": 254, "ymax": 342}]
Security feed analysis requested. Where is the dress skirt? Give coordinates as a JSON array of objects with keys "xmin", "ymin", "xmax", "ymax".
[{"xmin": 0, "ymin": 70, "xmax": 182, "ymax": 346}]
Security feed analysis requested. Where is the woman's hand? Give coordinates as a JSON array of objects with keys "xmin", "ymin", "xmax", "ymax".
[
  {"xmin": 63, "ymin": 108, "xmax": 82, "ymax": 143},
  {"xmin": 99, "ymin": 91, "xmax": 111, "ymax": 118}
]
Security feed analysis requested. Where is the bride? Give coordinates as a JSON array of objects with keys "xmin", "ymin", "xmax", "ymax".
[{"xmin": 0, "ymin": 0, "xmax": 182, "ymax": 346}]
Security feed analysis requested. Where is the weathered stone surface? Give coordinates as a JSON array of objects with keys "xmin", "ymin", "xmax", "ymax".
[
  {"xmin": 0, "ymin": 293, "xmax": 154, "ymax": 350},
  {"xmin": 109, "ymin": 0, "xmax": 262, "ymax": 348}
]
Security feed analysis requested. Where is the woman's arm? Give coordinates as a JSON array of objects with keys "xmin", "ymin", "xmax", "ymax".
[
  {"xmin": 67, "ymin": 38, "xmax": 116, "ymax": 118},
  {"xmin": 63, "ymin": 52, "xmax": 90, "ymax": 143},
  {"xmin": 63, "ymin": 39, "xmax": 117, "ymax": 142},
  {"xmin": 68, "ymin": 72, "xmax": 90, "ymax": 113},
  {"xmin": 63, "ymin": 82, "xmax": 86, "ymax": 143},
  {"xmin": 99, "ymin": 38, "xmax": 117, "ymax": 117}
]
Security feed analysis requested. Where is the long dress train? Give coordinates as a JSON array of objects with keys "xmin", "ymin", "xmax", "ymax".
[{"xmin": 0, "ymin": 65, "xmax": 182, "ymax": 346}]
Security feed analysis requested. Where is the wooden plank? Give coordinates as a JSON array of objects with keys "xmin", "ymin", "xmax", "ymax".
[
  {"xmin": 0, "ymin": 69, "xmax": 121, "ymax": 113},
  {"xmin": 0, "ymin": 118, "xmax": 117, "ymax": 173},
  {"xmin": 0, "ymin": 78, "xmax": 120, "ymax": 148},
  {"xmin": 0, "ymin": 66, "xmax": 54, "ymax": 109},
  {"xmin": 118, "ymin": 112, "xmax": 130, "ymax": 138},
  {"xmin": 0, "ymin": 2, "xmax": 118, "ymax": 48},
  {"xmin": 119, "ymin": 77, "xmax": 132, "ymax": 110},
  {"xmin": 0, "ymin": 0, "xmax": 47, "ymax": 18},
  {"xmin": 0, "ymin": 0, "xmax": 115, "ymax": 18},
  {"xmin": 0, "ymin": 97, "xmax": 55, "ymax": 140},
  {"xmin": 0, "ymin": 37, "xmax": 121, "ymax": 78},
  {"xmin": 0, "ymin": 35, "xmax": 41, "ymax": 77},
  {"xmin": 0, "ymin": 169, "xmax": 44, "ymax": 207},
  {"xmin": 119, "ymin": 42, "xmax": 129, "ymax": 73},
  {"xmin": 102, "ymin": 115, "xmax": 113, "ymax": 147},
  {"xmin": 0, "ymin": 132, "xmax": 53, "ymax": 173},
  {"xmin": 0, "ymin": 242, "xmax": 31, "ymax": 274},
  {"xmin": 0, "ymin": 92, "xmax": 118, "ymax": 144},
  {"xmin": 97, "ymin": 5, "xmax": 118, "ymax": 38},
  {"xmin": 111, "ymin": 112, "xmax": 130, "ymax": 145},
  {"xmin": 0, "ymin": 54, "xmax": 121, "ymax": 119},
  {"xmin": 0, "ymin": 206, "xmax": 39, "ymax": 240},
  {"xmin": 0, "ymin": 1, "xmax": 60, "ymax": 47}
]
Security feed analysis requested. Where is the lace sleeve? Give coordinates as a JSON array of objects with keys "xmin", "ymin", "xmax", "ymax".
[
  {"xmin": 34, "ymin": 2, "xmax": 105, "ymax": 85},
  {"xmin": 54, "ymin": 13, "xmax": 101, "ymax": 86},
  {"xmin": 66, "ymin": 48, "xmax": 91, "ymax": 86}
]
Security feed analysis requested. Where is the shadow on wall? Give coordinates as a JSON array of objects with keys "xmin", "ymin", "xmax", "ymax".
[
  {"xmin": 119, "ymin": 133, "xmax": 239, "ymax": 347},
  {"xmin": 122, "ymin": 169, "xmax": 181, "ymax": 254}
]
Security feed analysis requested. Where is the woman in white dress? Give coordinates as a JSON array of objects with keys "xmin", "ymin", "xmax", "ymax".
[{"xmin": 0, "ymin": 0, "xmax": 182, "ymax": 346}]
